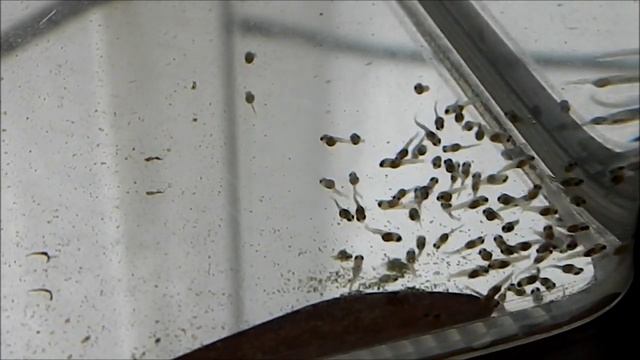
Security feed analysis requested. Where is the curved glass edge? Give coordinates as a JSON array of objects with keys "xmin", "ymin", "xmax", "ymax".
[
  {"xmin": 415, "ymin": 1, "xmax": 638, "ymax": 243},
  {"xmin": 329, "ymin": 1, "xmax": 636, "ymax": 358}
]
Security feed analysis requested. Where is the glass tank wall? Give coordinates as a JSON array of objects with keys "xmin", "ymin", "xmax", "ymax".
[{"xmin": 1, "ymin": 1, "xmax": 637, "ymax": 359}]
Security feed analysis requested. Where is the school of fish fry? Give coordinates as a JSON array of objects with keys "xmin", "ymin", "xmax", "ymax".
[{"xmin": 313, "ymin": 84, "xmax": 623, "ymax": 314}]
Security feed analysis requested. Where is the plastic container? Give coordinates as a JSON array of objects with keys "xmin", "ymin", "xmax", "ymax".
[{"xmin": 1, "ymin": 1, "xmax": 637, "ymax": 359}]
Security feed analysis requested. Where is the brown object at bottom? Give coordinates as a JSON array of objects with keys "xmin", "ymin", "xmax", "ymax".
[{"xmin": 176, "ymin": 290, "xmax": 497, "ymax": 359}]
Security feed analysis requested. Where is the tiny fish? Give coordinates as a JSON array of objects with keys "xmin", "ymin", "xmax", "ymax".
[
  {"xmin": 408, "ymin": 207, "xmax": 421, "ymax": 224},
  {"xmin": 392, "ymin": 188, "xmax": 409, "ymax": 201},
  {"xmin": 585, "ymin": 107, "xmax": 639, "ymax": 125},
  {"xmin": 482, "ymin": 207, "xmax": 503, "ymax": 222},
  {"xmin": 440, "ymin": 202, "xmax": 461, "ymax": 221},
  {"xmin": 554, "ymin": 263, "xmax": 584, "ymax": 275},
  {"xmin": 454, "ymin": 111, "xmax": 465, "ymax": 123},
  {"xmin": 449, "ymin": 195, "xmax": 489, "ymax": 212},
  {"xmin": 484, "ymin": 173, "xmax": 509, "ymax": 185},
  {"xmin": 144, "ymin": 156, "xmax": 162, "ymax": 162},
  {"xmin": 406, "ymin": 249, "xmax": 417, "ymax": 266},
  {"xmin": 461, "ymin": 120, "xmax": 476, "ymax": 131},
  {"xmin": 564, "ymin": 161, "xmax": 578, "ymax": 173},
  {"xmin": 442, "ymin": 235, "xmax": 485, "ymax": 255},
  {"xmin": 474, "ymin": 124, "xmax": 485, "ymax": 141},
  {"xmin": 436, "ymin": 186, "xmax": 465, "ymax": 203},
  {"xmin": 348, "ymin": 255, "xmax": 364, "ymax": 290},
  {"xmin": 559, "ymin": 177, "xmax": 584, "ymax": 187},
  {"xmin": 379, "ymin": 158, "xmax": 424, "ymax": 169},
  {"xmin": 489, "ymin": 132, "xmax": 512, "ymax": 144},
  {"xmin": 386, "ymin": 258, "xmax": 410, "ymax": 275},
  {"xmin": 414, "ymin": 82, "xmax": 429, "ymax": 94},
  {"xmin": 570, "ymin": 195, "xmax": 587, "ymax": 207},
  {"xmin": 410, "ymin": 137, "xmax": 428, "ymax": 159},
  {"xmin": 583, "ymin": 243, "xmax": 607, "ymax": 257},
  {"xmin": 521, "ymin": 205, "xmax": 558, "ymax": 217},
  {"xmin": 81, "ymin": 335, "xmax": 91, "ymax": 344},
  {"xmin": 332, "ymin": 198, "xmax": 354, "ymax": 222},
  {"xmin": 533, "ymin": 251, "xmax": 553, "ymax": 265},
  {"xmin": 434, "ymin": 102, "xmax": 445, "ymax": 131},
  {"xmin": 478, "ymin": 248, "xmax": 493, "ymax": 261},
  {"xmin": 354, "ymin": 198, "xmax": 366, "ymax": 223},
  {"xmin": 448, "ymin": 265, "xmax": 489, "ymax": 279},
  {"xmin": 349, "ymin": 133, "xmax": 364, "ymax": 145},
  {"xmin": 504, "ymin": 110, "xmax": 523, "ymax": 123},
  {"xmin": 245, "ymin": 91, "xmax": 256, "ymax": 113},
  {"xmin": 145, "ymin": 190, "xmax": 164, "ymax": 196},
  {"xmin": 565, "ymin": 223, "xmax": 590, "ymax": 233},
  {"xmin": 442, "ymin": 143, "xmax": 479, "ymax": 153},
  {"xmin": 471, "ymin": 172, "xmax": 482, "ymax": 197},
  {"xmin": 414, "ymin": 117, "xmax": 441, "ymax": 146},
  {"xmin": 364, "ymin": 225, "xmax": 402, "ymax": 242},
  {"xmin": 413, "ymin": 186, "xmax": 430, "ymax": 210},
  {"xmin": 319, "ymin": 177, "xmax": 347, "ymax": 197},
  {"xmin": 443, "ymin": 158, "xmax": 457, "ymax": 174},
  {"xmin": 460, "ymin": 161, "xmax": 472, "ymax": 187},
  {"xmin": 395, "ymin": 132, "xmax": 421, "ymax": 160},
  {"xmin": 488, "ymin": 259, "xmax": 511, "ymax": 270},
  {"xmin": 523, "ymin": 184, "xmax": 542, "ymax": 201},
  {"xmin": 538, "ymin": 277, "xmax": 556, "ymax": 291},
  {"xmin": 444, "ymin": 98, "xmax": 475, "ymax": 115},
  {"xmin": 542, "ymin": 225, "xmax": 555, "ymax": 241},
  {"xmin": 516, "ymin": 270, "xmax": 540, "ymax": 288},
  {"xmin": 495, "ymin": 155, "xmax": 535, "ymax": 174},
  {"xmin": 377, "ymin": 198, "xmax": 401, "ymax": 210},
  {"xmin": 434, "ymin": 225, "xmax": 463, "ymax": 250},
  {"xmin": 348, "ymin": 171, "xmax": 362, "ymax": 200},
  {"xmin": 530, "ymin": 287, "xmax": 543, "ymax": 304},
  {"xmin": 378, "ymin": 273, "xmax": 402, "ymax": 284},
  {"xmin": 333, "ymin": 249, "xmax": 353, "ymax": 262},
  {"xmin": 320, "ymin": 134, "xmax": 350, "ymax": 147},
  {"xmin": 569, "ymin": 74, "xmax": 640, "ymax": 88},
  {"xmin": 431, "ymin": 155, "xmax": 443, "ymax": 169},
  {"xmin": 563, "ymin": 237, "xmax": 579, "ymax": 252},
  {"xmin": 467, "ymin": 265, "xmax": 490, "ymax": 279},
  {"xmin": 416, "ymin": 235, "xmax": 427, "ymax": 257},
  {"xmin": 507, "ymin": 283, "xmax": 527, "ymax": 296},
  {"xmin": 244, "ymin": 51, "xmax": 256, "ymax": 64},
  {"xmin": 501, "ymin": 219, "xmax": 519, "ymax": 233}
]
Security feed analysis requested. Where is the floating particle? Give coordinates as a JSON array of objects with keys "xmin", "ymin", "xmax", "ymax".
[
  {"xmin": 26, "ymin": 251, "xmax": 51, "ymax": 263},
  {"xmin": 28, "ymin": 288, "xmax": 53, "ymax": 301}
]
